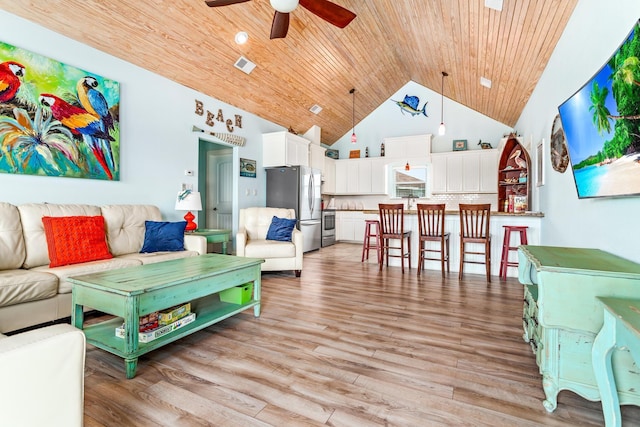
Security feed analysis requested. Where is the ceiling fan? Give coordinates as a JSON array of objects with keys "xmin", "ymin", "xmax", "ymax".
[{"xmin": 205, "ymin": 0, "xmax": 356, "ymax": 39}]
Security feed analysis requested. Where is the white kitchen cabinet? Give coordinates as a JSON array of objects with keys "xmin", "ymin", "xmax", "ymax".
[
  {"xmin": 431, "ymin": 154, "xmax": 447, "ymax": 193},
  {"xmin": 333, "ymin": 158, "xmax": 387, "ymax": 195},
  {"xmin": 370, "ymin": 157, "xmax": 388, "ymax": 194},
  {"xmin": 446, "ymin": 155, "xmax": 463, "ymax": 192},
  {"xmin": 322, "ymin": 157, "xmax": 336, "ymax": 194},
  {"xmin": 334, "ymin": 160, "xmax": 348, "ymax": 194},
  {"xmin": 431, "ymin": 149, "xmax": 498, "ymax": 193},
  {"xmin": 309, "ymin": 144, "xmax": 326, "ymax": 173},
  {"xmin": 479, "ymin": 149, "xmax": 498, "ymax": 192},
  {"xmin": 383, "ymin": 134, "xmax": 432, "ymax": 159},
  {"xmin": 336, "ymin": 211, "xmax": 365, "ymax": 242},
  {"xmin": 262, "ymin": 131, "xmax": 310, "ymax": 167}
]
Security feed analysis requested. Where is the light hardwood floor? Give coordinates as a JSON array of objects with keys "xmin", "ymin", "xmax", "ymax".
[{"xmin": 83, "ymin": 243, "xmax": 640, "ymax": 426}]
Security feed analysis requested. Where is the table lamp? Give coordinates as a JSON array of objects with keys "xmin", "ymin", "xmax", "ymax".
[{"xmin": 175, "ymin": 190, "xmax": 202, "ymax": 232}]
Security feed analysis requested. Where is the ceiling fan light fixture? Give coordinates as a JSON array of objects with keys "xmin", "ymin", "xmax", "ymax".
[
  {"xmin": 270, "ymin": 0, "xmax": 298, "ymax": 13},
  {"xmin": 234, "ymin": 31, "xmax": 249, "ymax": 44}
]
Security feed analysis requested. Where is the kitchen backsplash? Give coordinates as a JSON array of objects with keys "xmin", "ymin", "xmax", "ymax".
[{"xmin": 324, "ymin": 193, "xmax": 498, "ymax": 211}]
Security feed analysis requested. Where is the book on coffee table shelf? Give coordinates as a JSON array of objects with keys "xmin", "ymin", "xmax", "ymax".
[
  {"xmin": 158, "ymin": 302, "xmax": 191, "ymax": 326},
  {"xmin": 115, "ymin": 312, "xmax": 196, "ymax": 343}
]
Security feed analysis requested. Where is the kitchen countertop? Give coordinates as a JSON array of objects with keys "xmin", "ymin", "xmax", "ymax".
[{"xmin": 344, "ymin": 209, "xmax": 545, "ymax": 217}]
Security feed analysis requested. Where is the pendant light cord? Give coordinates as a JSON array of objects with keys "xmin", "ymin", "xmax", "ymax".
[
  {"xmin": 350, "ymin": 88, "xmax": 355, "ymax": 133},
  {"xmin": 350, "ymin": 88, "xmax": 356, "ymax": 143},
  {"xmin": 440, "ymin": 72, "xmax": 448, "ymax": 124}
]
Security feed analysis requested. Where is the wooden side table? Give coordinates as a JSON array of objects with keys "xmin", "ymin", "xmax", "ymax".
[
  {"xmin": 593, "ymin": 297, "xmax": 640, "ymax": 427},
  {"xmin": 190, "ymin": 229, "xmax": 231, "ymax": 254}
]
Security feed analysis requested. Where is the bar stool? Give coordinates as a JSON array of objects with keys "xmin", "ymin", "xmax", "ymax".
[
  {"xmin": 500, "ymin": 225, "xmax": 528, "ymax": 279},
  {"xmin": 379, "ymin": 203, "xmax": 411, "ymax": 273},
  {"xmin": 417, "ymin": 203, "xmax": 450, "ymax": 277},
  {"xmin": 459, "ymin": 203, "xmax": 492, "ymax": 282},
  {"xmin": 361, "ymin": 219, "xmax": 381, "ymax": 264}
]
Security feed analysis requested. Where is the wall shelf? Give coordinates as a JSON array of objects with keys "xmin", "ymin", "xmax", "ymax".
[{"xmin": 498, "ymin": 136, "xmax": 531, "ymax": 212}]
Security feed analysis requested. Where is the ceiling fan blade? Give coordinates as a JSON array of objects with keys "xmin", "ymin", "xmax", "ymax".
[
  {"xmin": 270, "ymin": 11, "xmax": 290, "ymax": 39},
  {"xmin": 299, "ymin": 0, "xmax": 356, "ymax": 28},
  {"xmin": 204, "ymin": 0, "xmax": 250, "ymax": 7}
]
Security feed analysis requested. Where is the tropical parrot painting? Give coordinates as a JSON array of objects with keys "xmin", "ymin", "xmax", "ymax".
[{"xmin": 0, "ymin": 40, "xmax": 120, "ymax": 180}]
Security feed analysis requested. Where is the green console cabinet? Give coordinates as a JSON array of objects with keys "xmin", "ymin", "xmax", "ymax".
[{"xmin": 518, "ymin": 245, "xmax": 640, "ymax": 413}]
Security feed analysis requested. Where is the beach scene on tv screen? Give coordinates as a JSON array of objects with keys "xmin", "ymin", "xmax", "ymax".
[{"xmin": 559, "ymin": 20, "xmax": 640, "ymax": 198}]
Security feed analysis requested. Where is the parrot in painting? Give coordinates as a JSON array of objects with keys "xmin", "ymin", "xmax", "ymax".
[
  {"xmin": 0, "ymin": 61, "xmax": 25, "ymax": 103},
  {"xmin": 76, "ymin": 76, "xmax": 115, "ymax": 170},
  {"xmin": 39, "ymin": 93, "xmax": 114, "ymax": 179}
]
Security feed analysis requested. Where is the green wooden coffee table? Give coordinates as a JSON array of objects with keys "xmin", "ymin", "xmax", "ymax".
[{"xmin": 69, "ymin": 254, "xmax": 264, "ymax": 378}]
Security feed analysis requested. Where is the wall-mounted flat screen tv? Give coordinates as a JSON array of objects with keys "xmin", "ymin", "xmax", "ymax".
[{"xmin": 558, "ymin": 19, "xmax": 640, "ymax": 199}]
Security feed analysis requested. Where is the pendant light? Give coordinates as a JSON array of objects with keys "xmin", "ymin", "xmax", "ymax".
[
  {"xmin": 350, "ymin": 88, "xmax": 357, "ymax": 143},
  {"xmin": 439, "ymin": 71, "xmax": 448, "ymax": 136},
  {"xmin": 405, "ymin": 162, "xmax": 410, "ymax": 171}
]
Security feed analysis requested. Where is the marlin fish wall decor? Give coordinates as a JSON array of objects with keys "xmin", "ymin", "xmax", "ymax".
[{"xmin": 391, "ymin": 95, "xmax": 427, "ymax": 117}]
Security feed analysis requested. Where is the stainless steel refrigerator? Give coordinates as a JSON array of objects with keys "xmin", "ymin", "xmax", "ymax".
[{"xmin": 266, "ymin": 166, "xmax": 321, "ymax": 252}]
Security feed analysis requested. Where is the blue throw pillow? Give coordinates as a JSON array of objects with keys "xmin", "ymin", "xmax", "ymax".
[
  {"xmin": 266, "ymin": 216, "xmax": 297, "ymax": 242},
  {"xmin": 140, "ymin": 221, "xmax": 187, "ymax": 253}
]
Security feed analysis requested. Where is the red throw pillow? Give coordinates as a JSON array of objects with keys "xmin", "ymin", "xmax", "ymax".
[{"xmin": 42, "ymin": 216, "xmax": 113, "ymax": 267}]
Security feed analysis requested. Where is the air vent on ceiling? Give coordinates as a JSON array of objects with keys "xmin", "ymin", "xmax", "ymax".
[
  {"xmin": 480, "ymin": 77, "xmax": 492, "ymax": 88},
  {"xmin": 234, "ymin": 56, "xmax": 256, "ymax": 74},
  {"xmin": 485, "ymin": 0, "xmax": 503, "ymax": 11},
  {"xmin": 309, "ymin": 104, "xmax": 323, "ymax": 114}
]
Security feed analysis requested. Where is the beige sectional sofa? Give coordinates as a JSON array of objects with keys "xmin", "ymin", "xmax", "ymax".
[{"xmin": 0, "ymin": 202, "xmax": 207, "ymax": 333}]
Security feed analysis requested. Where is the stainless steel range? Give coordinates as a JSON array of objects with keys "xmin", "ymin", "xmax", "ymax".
[{"xmin": 321, "ymin": 209, "xmax": 336, "ymax": 247}]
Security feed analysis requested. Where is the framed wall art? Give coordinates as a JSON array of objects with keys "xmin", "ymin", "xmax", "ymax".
[
  {"xmin": 453, "ymin": 139, "xmax": 467, "ymax": 151},
  {"xmin": 240, "ymin": 158, "xmax": 256, "ymax": 178},
  {"xmin": 0, "ymin": 40, "xmax": 120, "ymax": 180}
]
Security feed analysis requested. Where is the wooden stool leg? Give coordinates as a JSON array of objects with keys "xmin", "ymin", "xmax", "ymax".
[
  {"xmin": 458, "ymin": 240, "xmax": 464, "ymax": 280},
  {"xmin": 407, "ymin": 235, "xmax": 411, "ymax": 271},
  {"xmin": 500, "ymin": 229, "xmax": 511, "ymax": 280},
  {"xmin": 361, "ymin": 222, "xmax": 370, "ymax": 262}
]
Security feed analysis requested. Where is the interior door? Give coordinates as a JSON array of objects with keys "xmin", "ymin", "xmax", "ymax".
[{"xmin": 207, "ymin": 149, "xmax": 233, "ymax": 229}]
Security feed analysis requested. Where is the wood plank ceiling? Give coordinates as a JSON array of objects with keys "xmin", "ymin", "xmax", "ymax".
[{"xmin": 0, "ymin": 0, "xmax": 578, "ymax": 145}]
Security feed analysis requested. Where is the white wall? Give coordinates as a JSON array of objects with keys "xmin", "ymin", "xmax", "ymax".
[
  {"xmin": 515, "ymin": 0, "xmax": 640, "ymax": 263},
  {"xmin": 330, "ymin": 80, "xmax": 512, "ymax": 157},
  {"xmin": 0, "ymin": 9, "xmax": 283, "ymax": 228}
]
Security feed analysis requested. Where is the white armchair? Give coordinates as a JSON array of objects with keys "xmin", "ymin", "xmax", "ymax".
[
  {"xmin": 0, "ymin": 324, "xmax": 86, "ymax": 427},
  {"xmin": 236, "ymin": 207, "xmax": 303, "ymax": 277}
]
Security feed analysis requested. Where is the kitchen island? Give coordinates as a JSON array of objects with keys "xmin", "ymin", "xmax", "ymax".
[{"xmin": 336, "ymin": 209, "xmax": 543, "ymax": 278}]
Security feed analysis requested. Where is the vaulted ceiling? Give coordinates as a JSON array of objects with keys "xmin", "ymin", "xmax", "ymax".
[{"xmin": 0, "ymin": 0, "xmax": 578, "ymax": 145}]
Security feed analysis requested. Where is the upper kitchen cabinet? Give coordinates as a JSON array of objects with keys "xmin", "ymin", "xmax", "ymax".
[
  {"xmin": 322, "ymin": 157, "xmax": 336, "ymax": 194},
  {"xmin": 431, "ymin": 149, "xmax": 498, "ymax": 194},
  {"xmin": 334, "ymin": 158, "xmax": 387, "ymax": 195},
  {"xmin": 383, "ymin": 134, "xmax": 432, "ymax": 160},
  {"xmin": 498, "ymin": 136, "xmax": 531, "ymax": 212},
  {"xmin": 309, "ymin": 144, "xmax": 326, "ymax": 172},
  {"xmin": 263, "ymin": 131, "xmax": 310, "ymax": 167}
]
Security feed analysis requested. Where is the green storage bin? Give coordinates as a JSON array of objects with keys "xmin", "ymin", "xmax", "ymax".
[{"xmin": 219, "ymin": 283, "xmax": 253, "ymax": 304}]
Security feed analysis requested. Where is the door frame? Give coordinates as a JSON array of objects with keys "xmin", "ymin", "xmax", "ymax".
[{"xmin": 197, "ymin": 134, "xmax": 239, "ymax": 250}]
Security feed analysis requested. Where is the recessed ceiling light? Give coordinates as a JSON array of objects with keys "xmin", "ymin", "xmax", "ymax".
[
  {"xmin": 484, "ymin": 0, "xmax": 503, "ymax": 11},
  {"xmin": 480, "ymin": 77, "xmax": 492, "ymax": 88},
  {"xmin": 309, "ymin": 104, "xmax": 322, "ymax": 114},
  {"xmin": 235, "ymin": 31, "xmax": 248, "ymax": 45}
]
